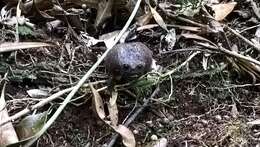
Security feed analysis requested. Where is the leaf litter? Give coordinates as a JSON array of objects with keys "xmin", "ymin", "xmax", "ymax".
[{"xmin": 0, "ymin": 0, "xmax": 260, "ymax": 146}]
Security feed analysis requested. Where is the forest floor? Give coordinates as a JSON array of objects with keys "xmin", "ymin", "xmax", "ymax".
[{"xmin": 1, "ymin": 0, "xmax": 260, "ymax": 146}]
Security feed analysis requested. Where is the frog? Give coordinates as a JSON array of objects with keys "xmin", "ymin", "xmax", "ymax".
[{"xmin": 104, "ymin": 42, "xmax": 153, "ymax": 82}]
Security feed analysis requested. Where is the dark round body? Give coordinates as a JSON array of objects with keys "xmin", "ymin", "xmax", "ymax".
[{"xmin": 105, "ymin": 42, "xmax": 153, "ymax": 81}]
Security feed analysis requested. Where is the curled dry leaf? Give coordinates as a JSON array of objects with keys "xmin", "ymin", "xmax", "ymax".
[
  {"xmin": 90, "ymin": 85, "xmax": 136, "ymax": 147},
  {"xmin": 114, "ymin": 125, "xmax": 136, "ymax": 147},
  {"xmin": 211, "ymin": 2, "xmax": 237, "ymax": 21},
  {"xmin": 0, "ymin": 83, "xmax": 19, "ymax": 146}
]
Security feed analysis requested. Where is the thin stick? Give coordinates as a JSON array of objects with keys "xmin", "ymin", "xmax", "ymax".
[{"xmin": 162, "ymin": 51, "xmax": 201, "ymax": 77}]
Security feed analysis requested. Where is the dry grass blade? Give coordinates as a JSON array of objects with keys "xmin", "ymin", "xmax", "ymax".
[
  {"xmin": 181, "ymin": 33, "xmax": 217, "ymax": 47},
  {"xmin": 149, "ymin": 5, "xmax": 168, "ymax": 32},
  {"xmin": 0, "ymin": 42, "xmax": 54, "ymax": 53}
]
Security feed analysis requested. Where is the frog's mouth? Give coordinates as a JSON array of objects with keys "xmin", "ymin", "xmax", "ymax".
[
  {"xmin": 121, "ymin": 72, "xmax": 143, "ymax": 79},
  {"xmin": 129, "ymin": 74, "xmax": 140, "ymax": 78}
]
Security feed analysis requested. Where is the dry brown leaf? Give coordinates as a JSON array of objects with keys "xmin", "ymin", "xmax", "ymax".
[
  {"xmin": 0, "ymin": 42, "xmax": 54, "ymax": 53},
  {"xmin": 90, "ymin": 85, "xmax": 135, "ymax": 146},
  {"xmin": 90, "ymin": 84, "xmax": 106, "ymax": 120},
  {"xmin": 211, "ymin": 2, "xmax": 237, "ymax": 21},
  {"xmin": 114, "ymin": 125, "xmax": 136, "ymax": 147},
  {"xmin": 108, "ymin": 90, "xmax": 118, "ymax": 127},
  {"xmin": 149, "ymin": 5, "xmax": 168, "ymax": 31}
]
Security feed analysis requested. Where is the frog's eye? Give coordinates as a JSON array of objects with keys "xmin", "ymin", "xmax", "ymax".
[
  {"xmin": 136, "ymin": 64, "xmax": 143, "ymax": 70},
  {"xmin": 122, "ymin": 64, "xmax": 130, "ymax": 71}
]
